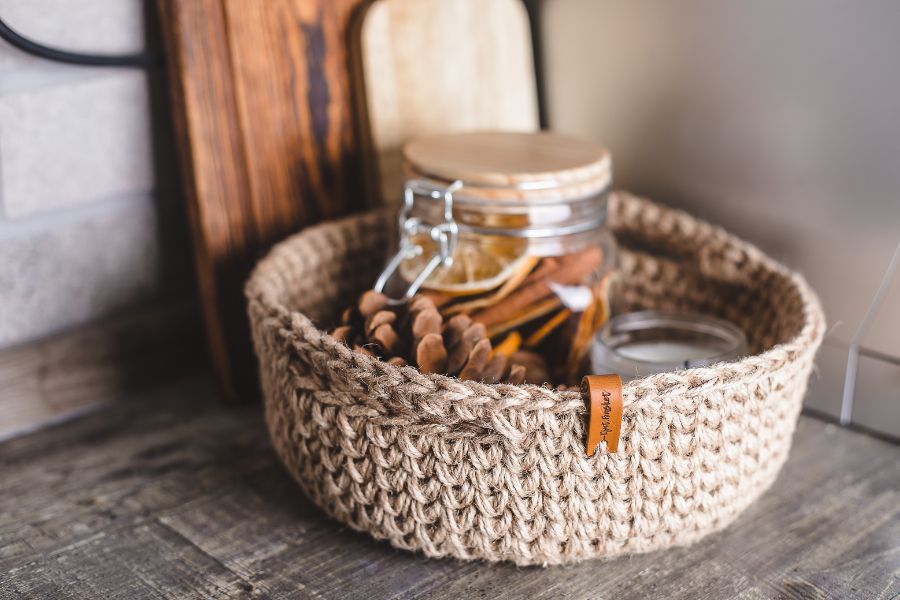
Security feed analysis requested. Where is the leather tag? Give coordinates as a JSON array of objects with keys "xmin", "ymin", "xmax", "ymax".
[{"xmin": 582, "ymin": 375, "xmax": 623, "ymax": 455}]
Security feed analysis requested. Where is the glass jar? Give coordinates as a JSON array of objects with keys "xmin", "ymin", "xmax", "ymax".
[
  {"xmin": 374, "ymin": 131, "xmax": 617, "ymax": 384},
  {"xmin": 590, "ymin": 311, "xmax": 749, "ymax": 381}
]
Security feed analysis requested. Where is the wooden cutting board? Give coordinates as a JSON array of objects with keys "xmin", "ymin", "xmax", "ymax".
[
  {"xmin": 355, "ymin": 0, "xmax": 540, "ymax": 204},
  {"xmin": 160, "ymin": 0, "xmax": 373, "ymax": 403},
  {"xmin": 159, "ymin": 0, "xmax": 540, "ymax": 403}
]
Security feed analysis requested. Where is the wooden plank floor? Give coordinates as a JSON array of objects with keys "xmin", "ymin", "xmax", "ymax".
[{"xmin": 2, "ymin": 375, "xmax": 898, "ymax": 600}]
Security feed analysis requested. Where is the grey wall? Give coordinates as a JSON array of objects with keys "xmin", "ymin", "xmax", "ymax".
[
  {"xmin": 543, "ymin": 0, "xmax": 900, "ymax": 435},
  {"xmin": 0, "ymin": 0, "xmax": 191, "ymax": 349}
]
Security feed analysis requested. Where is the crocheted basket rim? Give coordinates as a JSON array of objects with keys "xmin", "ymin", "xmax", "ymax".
[{"xmin": 247, "ymin": 193, "xmax": 825, "ymax": 421}]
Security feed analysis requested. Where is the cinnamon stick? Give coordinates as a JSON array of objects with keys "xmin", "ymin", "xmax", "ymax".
[
  {"xmin": 524, "ymin": 309, "xmax": 572, "ymax": 348},
  {"xmin": 471, "ymin": 246, "xmax": 603, "ymax": 331},
  {"xmin": 493, "ymin": 331, "xmax": 522, "ymax": 357},
  {"xmin": 484, "ymin": 297, "xmax": 561, "ymax": 339},
  {"xmin": 442, "ymin": 256, "xmax": 540, "ymax": 316},
  {"xmin": 565, "ymin": 296, "xmax": 598, "ymax": 376}
]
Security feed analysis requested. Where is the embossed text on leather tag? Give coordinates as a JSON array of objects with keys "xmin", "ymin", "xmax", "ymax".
[{"xmin": 582, "ymin": 374, "xmax": 623, "ymax": 455}]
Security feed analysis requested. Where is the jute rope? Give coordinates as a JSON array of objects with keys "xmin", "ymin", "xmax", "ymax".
[{"xmin": 246, "ymin": 192, "xmax": 825, "ymax": 565}]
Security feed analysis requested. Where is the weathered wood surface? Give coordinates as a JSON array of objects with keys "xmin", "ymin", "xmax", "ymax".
[
  {"xmin": 0, "ymin": 302, "xmax": 203, "ymax": 441},
  {"xmin": 2, "ymin": 376, "xmax": 898, "ymax": 599},
  {"xmin": 158, "ymin": 0, "xmax": 372, "ymax": 403}
]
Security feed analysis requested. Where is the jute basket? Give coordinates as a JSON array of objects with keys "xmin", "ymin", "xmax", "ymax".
[{"xmin": 246, "ymin": 192, "xmax": 825, "ymax": 566}]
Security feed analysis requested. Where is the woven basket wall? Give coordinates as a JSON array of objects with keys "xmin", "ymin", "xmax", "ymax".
[{"xmin": 246, "ymin": 192, "xmax": 825, "ymax": 566}]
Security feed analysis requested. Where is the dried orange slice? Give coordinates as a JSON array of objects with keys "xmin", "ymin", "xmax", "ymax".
[{"xmin": 399, "ymin": 236, "xmax": 532, "ymax": 297}]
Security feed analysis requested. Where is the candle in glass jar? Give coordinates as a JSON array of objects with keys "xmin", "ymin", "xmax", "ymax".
[
  {"xmin": 590, "ymin": 310, "xmax": 749, "ymax": 380},
  {"xmin": 615, "ymin": 340, "xmax": 723, "ymax": 363}
]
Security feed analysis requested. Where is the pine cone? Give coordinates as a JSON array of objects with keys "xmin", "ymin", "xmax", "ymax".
[{"xmin": 330, "ymin": 291, "xmax": 549, "ymax": 385}]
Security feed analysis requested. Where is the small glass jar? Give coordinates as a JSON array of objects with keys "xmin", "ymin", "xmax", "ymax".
[
  {"xmin": 590, "ymin": 311, "xmax": 749, "ymax": 381},
  {"xmin": 375, "ymin": 131, "xmax": 617, "ymax": 383}
]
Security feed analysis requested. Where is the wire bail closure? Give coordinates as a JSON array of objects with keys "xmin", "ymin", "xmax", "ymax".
[{"xmin": 373, "ymin": 179, "xmax": 463, "ymax": 303}]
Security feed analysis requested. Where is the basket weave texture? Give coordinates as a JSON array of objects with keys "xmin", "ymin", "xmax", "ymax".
[{"xmin": 246, "ymin": 192, "xmax": 825, "ymax": 566}]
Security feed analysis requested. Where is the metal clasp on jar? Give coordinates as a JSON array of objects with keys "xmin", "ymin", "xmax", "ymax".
[{"xmin": 373, "ymin": 179, "xmax": 462, "ymax": 303}]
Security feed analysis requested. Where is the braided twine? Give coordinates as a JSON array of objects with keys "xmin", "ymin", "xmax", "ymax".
[{"xmin": 246, "ymin": 192, "xmax": 825, "ymax": 566}]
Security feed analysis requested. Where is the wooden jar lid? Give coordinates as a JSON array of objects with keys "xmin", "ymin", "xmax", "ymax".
[{"xmin": 403, "ymin": 131, "xmax": 611, "ymax": 201}]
